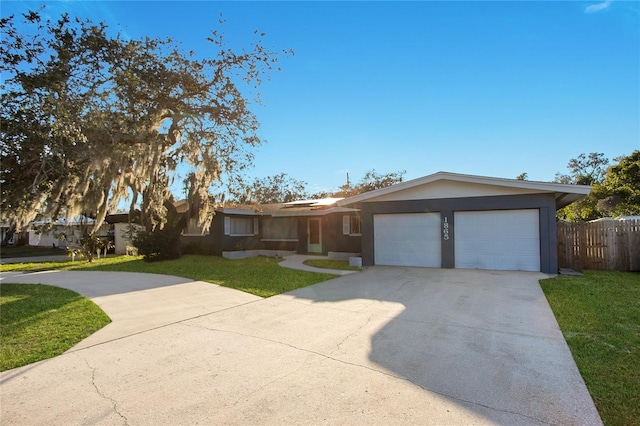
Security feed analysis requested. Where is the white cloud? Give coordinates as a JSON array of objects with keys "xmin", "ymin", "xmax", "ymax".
[{"xmin": 585, "ymin": 0, "xmax": 613, "ymax": 13}]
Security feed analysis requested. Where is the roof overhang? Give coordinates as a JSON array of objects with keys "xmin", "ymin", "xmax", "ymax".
[
  {"xmin": 337, "ymin": 171, "xmax": 591, "ymax": 210},
  {"xmin": 271, "ymin": 206, "xmax": 359, "ymax": 217}
]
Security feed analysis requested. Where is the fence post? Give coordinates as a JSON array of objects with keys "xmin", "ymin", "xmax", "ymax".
[{"xmin": 628, "ymin": 219, "xmax": 640, "ymax": 271}]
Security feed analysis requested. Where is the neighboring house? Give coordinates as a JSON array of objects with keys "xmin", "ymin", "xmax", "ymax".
[
  {"xmin": 337, "ymin": 171, "xmax": 591, "ymax": 273},
  {"xmin": 180, "ymin": 198, "xmax": 362, "ymax": 259},
  {"xmin": 105, "ymin": 214, "xmax": 143, "ymax": 255},
  {"xmin": 27, "ymin": 217, "xmax": 110, "ymax": 248}
]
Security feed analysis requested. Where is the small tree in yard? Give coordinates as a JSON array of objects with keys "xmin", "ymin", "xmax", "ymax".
[{"xmin": 50, "ymin": 218, "xmax": 112, "ymax": 262}]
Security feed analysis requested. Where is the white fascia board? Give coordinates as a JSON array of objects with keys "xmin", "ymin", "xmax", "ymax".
[
  {"xmin": 337, "ymin": 171, "xmax": 592, "ymax": 205},
  {"xmin": 283, "ymin": 197, "xmax": 344, "ymax": 207}
]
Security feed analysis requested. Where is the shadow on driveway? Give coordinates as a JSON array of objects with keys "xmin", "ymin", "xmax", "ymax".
[
  {"xmin": 286, "ymin": 266, "xmax": 602, "ymax": 425},
  {"xmin": 0, "ymin": 267, "xmax": 602, "ymax": 425}
]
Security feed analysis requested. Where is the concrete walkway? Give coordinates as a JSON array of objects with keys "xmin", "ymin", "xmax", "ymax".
[
  {"xmin": 0, "ymin": 267, "xmax": 602, "ymax": 425},
  {"xmin": 278, "ymin": 254, "xmax": 360, "ymax": 275},
  {"xmin": 0, "ymin": 270, "xmax": 261, "ymax": 349}
]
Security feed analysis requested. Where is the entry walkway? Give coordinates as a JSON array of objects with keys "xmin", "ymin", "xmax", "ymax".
[{"xmin": 278, "ymin": 254, "xmax": 360, "ymax": 275}]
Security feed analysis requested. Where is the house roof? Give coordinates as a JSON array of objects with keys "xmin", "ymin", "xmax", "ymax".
[
  {"xmin": 29, "ymin": 217, "xmax": 104, "ymax": 227},
  {"xmin": 337, "ymin": 171, "xmax": 591, "ymax": 210},
  {"xmin": 213, "ymin": 197, "xmax": 358, "ymax": 217},
  {"xmin": 253, "ymin": 198, "xmax": 358, "ymax": 217}
]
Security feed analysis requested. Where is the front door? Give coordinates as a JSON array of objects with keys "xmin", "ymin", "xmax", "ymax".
[{"xmin": 307, "ymin": 218, "xmax": 322, "ymax": 253}]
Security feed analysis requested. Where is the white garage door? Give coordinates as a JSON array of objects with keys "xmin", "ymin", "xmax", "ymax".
[
  {"xmin": 454, "ymin": 210, "xmax": 540, "ymax": 272},
  {"xmin": 374, "ymin": 213, "xmax": 441, "ymax": 267}
]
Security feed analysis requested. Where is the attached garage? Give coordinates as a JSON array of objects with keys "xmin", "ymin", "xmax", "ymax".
[
  {"xmin": 374, "ymin": 213, "xmax": 441, "ymax": 267},
  {"xmin": 454, "ymin": 210, "xmax": 540, "ymax": 272},
  {"xmin": 338, "ymin": 172, "xmax": 591, "ymax": 274}
]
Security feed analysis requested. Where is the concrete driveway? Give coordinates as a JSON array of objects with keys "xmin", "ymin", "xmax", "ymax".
[{"xmin": 0, "ymin": 267, "xmax": 601, "ymax": 425}]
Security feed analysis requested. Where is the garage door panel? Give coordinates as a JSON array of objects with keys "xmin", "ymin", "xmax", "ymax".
[
  {"xmin": 374, "ymin": 213, "xmax": 441, "ymax": 267},
  {"xmin": 454, "ymin": 210, "xmax": 540, "ymax": 272}
]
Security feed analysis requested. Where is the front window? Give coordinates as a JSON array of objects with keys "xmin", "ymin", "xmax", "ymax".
[
  {"xmin": 262, "ymin": 217, "xmax": 297, "ymax": 240},
  {"xmin": 230, "ymin": 217, "xmax": 254, "ymax": 235},
  {"xmin": 350, "ymin": 215, "xmax": 361, "ymax": 235}
]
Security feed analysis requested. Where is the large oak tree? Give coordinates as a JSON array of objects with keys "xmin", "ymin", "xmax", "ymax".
[{"xmin": 1, "ymin": 10, "xmax": 289, "ymax": 234}]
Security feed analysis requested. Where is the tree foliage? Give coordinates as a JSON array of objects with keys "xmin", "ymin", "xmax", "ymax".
[
  {"xmin": 554, "ymin": 152, "xmax": 609, "ymax": 186},
  {"xmin": 230, "ymin": 173, "xmax": 309, "ymax": 204},
  {"xmin": 556, "ymin": 151, "xmax": 639, "ymax": 221},
  {"xmin": 598, "ymin": 150, "xmax": 640, "ymax": 217},
  {"xmin": 1, "ymin": 10, "xmax": 289, "ymax": 233},
  {"xmin": 313, "ymin": 169, "xmax": 406, "ymax": 198}
]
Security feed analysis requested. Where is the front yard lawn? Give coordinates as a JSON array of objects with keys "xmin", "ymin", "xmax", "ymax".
[
  {"xmin": 0, "ymin": 245, "xmax": 66, "ymax": 258},
  {"xmin": 0, "ymin": 255, "xmax": 339, "ymax": 298},
  {"xmin": 303, "ymin": 259, "xmax": 361, "ymax": 271},
  {"xmin": 0, "ymin": 284, "xmax": 111, "ymax": 371},
  {"xmin": 540, "ymin": 270, "xmax": 640, "ymax": 426}
]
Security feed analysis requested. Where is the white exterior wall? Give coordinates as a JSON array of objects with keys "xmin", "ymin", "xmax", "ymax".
[
  {"xmin": 28, "ymin": 223, "xmax": 109, "ymax": 248},
  {"xmin": 29, "ymin": 230, "xmax": 64, "ymax": 247}
]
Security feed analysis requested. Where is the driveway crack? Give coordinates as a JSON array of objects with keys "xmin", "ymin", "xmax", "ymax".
[
  {"xmin": 84, "ymin": 358, "xmax": 129, "ymax": 425},
  {"xmin": 331, "ymin": 313, "xmax": 376, "ymax": 355},
  {"xmin": 228, "ymin": 356, "xmax": 320, "ymax": 409},
  {"xmin": 180, "ymin": 323, "xmax": 557, "ymax": 426}
]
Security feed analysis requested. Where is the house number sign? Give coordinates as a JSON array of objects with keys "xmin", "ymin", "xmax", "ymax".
[{"xmin": 443, "ymin": 217, "xmax": 449, "ymax": 240}]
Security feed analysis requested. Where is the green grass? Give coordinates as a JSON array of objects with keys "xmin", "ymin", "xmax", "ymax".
[
  {"xmin": 0, "ymin": 284, "xmax": 111, "ymax": 371},
  {"xmin": 0, "ymin": 245, "xmax": 67, "ymax": 258},
  {"xmin": 1, "ymin": 255, "xmax": 339, "ymax": 298},
  {"xmin": 540, "ymin": 270, "xmax": 640, "ymax": 426},
  {"xmin": 303, "ymin": 259, "xmax": 361, "ymax": 271},
  {"xmin": 0, "ymin": 255, "xmax": 337, "ymax": 370}
]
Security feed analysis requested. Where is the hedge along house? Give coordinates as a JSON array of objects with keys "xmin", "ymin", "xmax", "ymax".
[
  {"xmin": 337, "ymin": 172, "xmax": 591, "ymax": 273},
  {"xmin": 179, "ymin": 198, "xmax": 362, "ymax": 258}
]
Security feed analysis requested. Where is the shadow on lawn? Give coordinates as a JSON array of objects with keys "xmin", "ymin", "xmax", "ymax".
[
  {"xmin": 0, "ymin": 270, "xmax": 193, "ymax": 298},
  {"xmin": 0, "ymin": 284, "xmax": 83, "ymax": 326}
]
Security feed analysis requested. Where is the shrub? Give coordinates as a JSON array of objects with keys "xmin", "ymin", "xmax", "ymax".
[
  {"xmin": 182, "ymin": 242, "xmax": 215, "ymax": 256},
  {"xmin": 134, "ymin": 228, "xmax": 183, "ymax": 262}
]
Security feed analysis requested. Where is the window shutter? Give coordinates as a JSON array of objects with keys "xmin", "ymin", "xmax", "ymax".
[
  {"xmin": 253, "ymin": 218, "xmax": 259, "ymax": 235},
  {"xmin": 224, "ymin": 217, "xmax": 230, "ymax": 235},
  {"xmin": 343, "ymin": 215, "xmax": 350, "ymax": 235}
]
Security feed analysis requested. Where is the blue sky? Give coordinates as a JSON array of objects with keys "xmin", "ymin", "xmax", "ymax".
[{"xmin": 3, "ymin": 1, "xmax": 639, "ymax": 195}]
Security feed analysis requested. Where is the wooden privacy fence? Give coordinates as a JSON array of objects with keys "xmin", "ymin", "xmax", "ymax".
[{"xmin": 557, "ymin": 219, "xmax": 640, "ymax": 272}]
